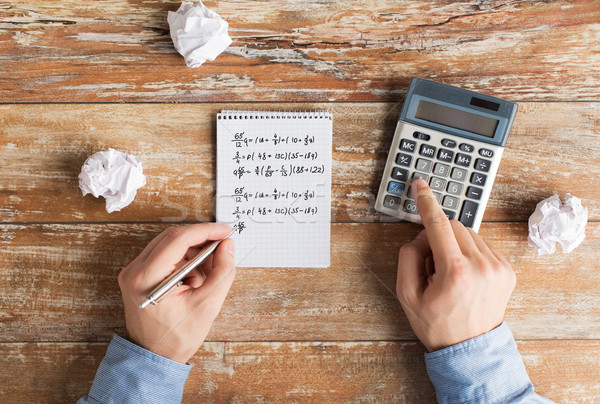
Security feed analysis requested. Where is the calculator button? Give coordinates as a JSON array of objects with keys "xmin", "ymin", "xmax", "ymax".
[
  {"xmin": 383, "ymin": 195, "xmax": 401, "ymax": 210},
  {"xmin": 433, "ymin": 163, "xmax": 450, "ymax": 177},
  {"xmin": 387, "ymin": 181, "xmax": 405, "ymax": 196},
  {"xmin": 412, "ymin": 172, "xmax": 429, "ymax": 182},
  {"xmin": 466, "ymin": 186, "xmax": 483, "ymax": 200},
  {"xmin": 419, "ymin": 144, "xmax": 436, "ymax": 158},
  {"xmin": 400, "ymin": 139, "xmax": 417, "ymax": 153},
  {"xmin": 450, "ymin": 167, "xmax": 468, "ymax": 181},
  {"xmin": 396, "ymin": 153, "xmax": 413, "ymax": 167},
  {"xmin": 429, "ymin": 177, "xmax": 446, "ymax": 192},
  {"xmin": 446, "ymin": 181, "xmax": 464, "ymax": 196},
  {"xmin": 413, "ymin": 131, "xmax": 431, "ymax": 141},
  {"xmin": 415, "ymin": 158, "xmax": 433, "ymax": 173},
  {"xmin": 470, "ymin": 172, "xmax": 487, "ymax": 186},
  {"xmin": 442, "ymin": 195, "xmax": 460, "ymax": 210},
  {"xmin": 479, "ymin": 148, "xmax": 494, "ymax": 158},
  {"xmin": 441, "ymin": 138, "xmax": 457, "ymax": 148},
  {"xmin": 437, "ymin": 148, "xmax": 454, "ymax": 163},
  {"xmin": 391, "ymin": 167, "xmax": 409, "ymax": 181},
  {"xmin": 459, "ymin": 200, "xmax": 479, "ymax": 228},
  {"xmin": 474, "ymin": 158, "xmax": 491, "ymax": 172},
  {"xmin": 454, "ymin": 153, "xmax": 472, "ymax": 167},
  {"xmin": 433, "ymin": 192, "xmax": 443, "ymax": 204},
  {"xmin": 443, "ymin": 209, "xmax": 456, "ymax": 220},
  {"xmin": 403, "ymin": 199, "xmax": 419, "ymax": 215},
  {"xmin": 459, "ymin": 143, "xmax": 475, "ymax": 153},
  {"xmin": 406, "ymin": 186, "xmax": 414, "ymax": 199}
]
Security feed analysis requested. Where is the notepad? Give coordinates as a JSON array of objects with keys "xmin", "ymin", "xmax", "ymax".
[{"xmin": 216, "ymin": 110, "xmax": 332, "ymax": 268}]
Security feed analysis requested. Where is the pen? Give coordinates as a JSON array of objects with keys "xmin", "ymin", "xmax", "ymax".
[{"xmin": 139, "ymin": 229, "xmax": 235, "ymax": 309}]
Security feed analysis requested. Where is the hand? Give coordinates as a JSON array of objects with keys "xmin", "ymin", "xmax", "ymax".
[
  {"xmin": 396, "ymin": 179, "xmax": 516, "ymax": 352},
  {"xmin": 118, "ymin": 223, "xmax": 236, "ymax": 363}
]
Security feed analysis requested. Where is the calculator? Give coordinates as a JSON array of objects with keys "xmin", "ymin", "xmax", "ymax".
[{"xmin": 375, "ymin": 78, "xmax": 518, "ymax": 232}]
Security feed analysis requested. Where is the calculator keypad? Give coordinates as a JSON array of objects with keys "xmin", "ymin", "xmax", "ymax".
[{"xmin": 376, "ymin": 122, "xmax": 503, "ymax": 231}]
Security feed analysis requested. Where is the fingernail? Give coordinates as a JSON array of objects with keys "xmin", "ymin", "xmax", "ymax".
[
  {"xmin": 412, "ymin": 178, "xmax": 428, "ymax": 196},
  {"xmin": 226, "ymin": 239, "xmax": 235, "ymax": 255}
]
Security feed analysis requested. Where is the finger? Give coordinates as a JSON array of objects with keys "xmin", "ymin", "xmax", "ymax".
[
  {"xmin": 183, "ymin": 268, "xmax": 206, "ymax": 288},
  {"xmin": 190, "ymin": 238, "xmax": 236, "ymax": 307},
  {"xmin": 201, "ymin": 255, "xmax": 214, "ymax": 275},
  {"xmin": 412, "ymin": 179, "xmax": 462, "ymax": 266},
  {"xmin": 144, "ymin": 223, "xmax": 232, "ymax": 282},
  {"xmin": 450, "ymin": 220, "xmax": 480, "ymax": 257},
  {"xmin": 396, "ymin": 233, "xmax": 431, "ymax": 304}
]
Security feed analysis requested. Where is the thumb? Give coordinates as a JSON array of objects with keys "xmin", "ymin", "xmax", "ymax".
[
  {"xmin": 396, "ymin": 231, "xmax": 430, "ymax": 305},
  {"xmin": 189, "ymin": 238, "xmax": 236, "ymax": 308}
]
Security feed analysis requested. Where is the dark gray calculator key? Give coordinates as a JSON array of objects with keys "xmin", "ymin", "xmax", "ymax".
[
  {"xmin": 433, "ymin": 192, "xmax": 443, "ymax": 204},
  {"xmin": 441, "ymin": 138, "xmax": 457, "ymax": 148},
  {"xmin": 479, "ymin": 148, "xmax": 494, "ymax": 158},
  {"xmin": 412, "ymin": 172, "xmax": 429, "ymax": 182},
  {"xmin": 474, "ymin": 158, "xmax": 491, "ymax": 172},
  {"xmin": 413, "ymin": 131, "xmax": 431, "ymax": 141},
  {"xmin": 459, "ymin": 200, "xmax": 479, "ymax": 228},
  {"xmin": 406, "ymin": 186, "xmax": 414, "ymax": 199},
  {"xmin": 451, "ymin": 167, "xmax": 468, "ymax": 181},
  {"xmin": 429, "ymin": 177, "xmax": 446, "ymax": 192},
  {"xmin": 459, "ymin": 143, "xmax": 475, "ymax": 153},
  {"xmin": 437, "ymin": 148, "xmax": 454, "ymax": 163},
  {"xmin": 403, "ymin": 199, "xmax": 419, "ymax": 215},
  {"xmin": 455, "ymin": 153, "xmax": 472, "ymax": 167},
  {"xmin": 392, "ymin": 167, "xmax": 409, "ymax": 181},
  {"xmin": 415, "ymin": 158, "xmax": 433, "ymax": 173},
  {"xmin": 396, "ymin": 152, "xmax": 413, "ymax": 167},
  {"xmin": 470, "ymin": 172, "xmax": 487, "ymax": 186},
  {"xmin": 446, "ymin": 181, "xmax": 463, "ymax": 196},
  {"xmin": 466, "ymin": 186, "xmax": 483, "ymax": 200},
  {"xmin": 383, "ymin": 195, "xmax": 401, "ymax": 210},
  {"xmin": 400, "ymin": 139, "xmax": 417, "ymax": 153},
  {"xmin": 443, "ymin": 209, "xmax": 456, "ymax": 220},
  {"xmin": 442, "ymin": 195, "xmax": 460, "ymax": 210},
  {"xmin": 419, "ymin": 144, "xmax": 436, "ymax": 158},
  {"xmin": 387, "ymin": 181, "xmax": 405, "ymax": 196},
  {"xmin": 433, "ymin": 163, "xmax": 450, "ymax": 177}
]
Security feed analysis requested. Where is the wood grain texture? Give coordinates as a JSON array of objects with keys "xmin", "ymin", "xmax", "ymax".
[
  {"xmin": 1, "ymin": 0, "xmax": 599, "ymax": 102},
  {"xmin": 1, "ymin": 340, "xmax": 599, "ymax": 403},
  {"xmin": 1, "ymin": 102, "xmax": 599, "ymax": 223},
  {"xmin": 1, "ymin": 222, "xmax": 599, "ymax": 342}
]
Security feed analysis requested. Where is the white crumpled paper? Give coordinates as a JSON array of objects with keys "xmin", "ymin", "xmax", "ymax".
[
  {"xmin": 528, "ymin": 194, "xmax": 588, "ymax": 255},
  {"xmin": 167, "ymin": 1, "xmax": 232, "ymax": 68},
  {"xmin": 79, "ymin": 148, "xmax": 146, "ymax": 213}
]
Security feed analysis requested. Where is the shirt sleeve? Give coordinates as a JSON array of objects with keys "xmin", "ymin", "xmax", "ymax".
[
  {"xmin": 77, "ymin": 335, "xmax": 191, "ymax": 404},
  {"xmin": 424, "ymin": 322, "xmax": 555, "ymax": 404}
]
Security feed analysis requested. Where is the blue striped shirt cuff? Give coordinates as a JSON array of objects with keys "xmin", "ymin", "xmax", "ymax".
[
  {"xmin": 424, "ymin": 322, "xmax": 552, "ymax": 404},
  {"xmin": 86, "ymin": 335, "xmax": 191, "ymax": 404}
]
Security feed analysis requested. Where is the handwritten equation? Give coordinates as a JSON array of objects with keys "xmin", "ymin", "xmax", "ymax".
[{"xmin": 216, "ymin": 110, "xmax": 332, "ymax": 267}]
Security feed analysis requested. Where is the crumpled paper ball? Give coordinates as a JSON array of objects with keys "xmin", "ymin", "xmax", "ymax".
[
  {"xmin": 528, "ymin": 194, "xmax": 588, "ymax": 255},
  {"xmin": 167, "ymin": 1, "xmax": 232, "ymax": 68},
  {"xmin": 79, "ymin": 148, "xmax": 146, "ymax": 213}
]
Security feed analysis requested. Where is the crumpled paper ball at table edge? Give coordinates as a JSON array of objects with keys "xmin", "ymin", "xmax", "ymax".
[
  {"xmin": 528, "ymin": 193, "xmax": 588, "ymax": 255},
  {"xmin": 78, "ymin": 148, "xmax": 147, "ymax": 213}
]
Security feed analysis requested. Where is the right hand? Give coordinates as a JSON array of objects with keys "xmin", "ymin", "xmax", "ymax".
[
  {"xmin": 395, "ymin": 178, "xmax": 516, "ymax": 352},
  {"xmin": 118, "ymin": 223, "xmax": 236, "ymax": 363}
]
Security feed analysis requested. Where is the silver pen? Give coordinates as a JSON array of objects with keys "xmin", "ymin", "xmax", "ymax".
[{"xmin": 139, "ymin": 229, "xmax": 235, "ymax": 309}]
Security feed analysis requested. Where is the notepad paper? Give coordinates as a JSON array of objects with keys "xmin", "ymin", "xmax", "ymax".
[{"xmin": 216, "ymin": 110, "xmax": 332, "ymax": 267}]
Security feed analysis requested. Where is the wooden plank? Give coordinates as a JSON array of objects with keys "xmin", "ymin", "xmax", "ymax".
[
  {"xmin": 1, "ymin": 102, "xmax": 599, "ymax": 223},
  {"xmin": 1, "ymin": 340, "xmax": 599, "ymax": 403},
  {"xmin": 1, "ymin": 222, "xmax": 599, "ymax": 342},
  {"xmin": 1, "ymin": 0, "xmax": 599, "ymax": 102}
]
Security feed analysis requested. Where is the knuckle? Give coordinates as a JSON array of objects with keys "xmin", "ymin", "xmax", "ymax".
[{"xmin": 163, "ymin": 225, "xmax": 186, "ymax": 241}]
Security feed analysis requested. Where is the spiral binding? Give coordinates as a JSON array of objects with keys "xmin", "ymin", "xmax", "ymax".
[{"xmin": 218, "ymin": 109, "xmax": 332, "ymax": 120}]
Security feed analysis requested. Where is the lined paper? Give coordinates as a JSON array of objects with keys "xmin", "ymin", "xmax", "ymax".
[{"xmin": 216, "ymin": 110, "xmax": 332, "ymax": 267}]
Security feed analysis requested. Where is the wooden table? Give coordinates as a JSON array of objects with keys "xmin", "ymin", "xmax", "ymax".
[{"xmin": 1, "ymin": 1, "xmax": 599, "ymax": 402}]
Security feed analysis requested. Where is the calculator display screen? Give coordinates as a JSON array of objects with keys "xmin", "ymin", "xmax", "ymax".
[{"xmin": 415, "ymin": 100, "xmax": 499, "ymax": 138}]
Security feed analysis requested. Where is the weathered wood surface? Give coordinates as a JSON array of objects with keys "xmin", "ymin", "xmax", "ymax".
[
  {"xmin": 1, "ymin": 102, "xmax": 599, "ymax": 223},
  {"xmin": 1, "ymin": 0, "xmax": 600, "ymax": 102},
  {"xmin": 2, "ymin": 222, "xmax": 599, "ymax": 342},
  {"xmin": 1, "ymin": 340, "xmax": 599, "ymax": 403}
]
